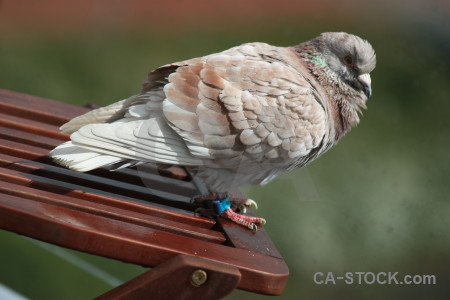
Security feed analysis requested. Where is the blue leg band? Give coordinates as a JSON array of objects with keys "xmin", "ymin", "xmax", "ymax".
[{"xmin": 213, "ymin": 196, "xmax": 231, "ymax": 215}]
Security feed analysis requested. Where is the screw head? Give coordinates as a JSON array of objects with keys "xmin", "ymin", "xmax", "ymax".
[{"xmin": 190, "ymin": 269, "xmax": 208, "ymax": 287}]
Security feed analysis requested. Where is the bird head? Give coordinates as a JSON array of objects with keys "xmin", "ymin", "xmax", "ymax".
[{"xmin": 311, "ymin": 32, "xmax": 376, "ymax": 100}]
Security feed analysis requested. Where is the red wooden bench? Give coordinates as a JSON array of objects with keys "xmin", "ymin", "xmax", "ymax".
[{"xmin": 0, "ymin": 88, "xmax": 289, "ymax": 299}]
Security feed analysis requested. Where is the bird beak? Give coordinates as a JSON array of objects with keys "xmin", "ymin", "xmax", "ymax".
[{"xmin": 358, "ymin": 73, "xmax": 372, "ymax": 99}]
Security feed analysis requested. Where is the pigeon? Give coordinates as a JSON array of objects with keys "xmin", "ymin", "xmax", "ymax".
[{"xmin": 50, "ymin": 32, "xmax": 376, "ymax": 230}]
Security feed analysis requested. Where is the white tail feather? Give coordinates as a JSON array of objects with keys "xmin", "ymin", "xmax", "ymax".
[{"xmin": 50, "ymin": 141, "xmax": 123, "ymax": 172}]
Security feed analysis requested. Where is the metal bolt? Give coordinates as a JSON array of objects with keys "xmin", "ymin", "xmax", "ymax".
[{"xmin": 190, "ymin": 269, "xmax": 208, "ymax": 287}]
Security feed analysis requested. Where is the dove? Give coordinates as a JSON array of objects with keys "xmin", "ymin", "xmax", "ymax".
[{"xmin": 50, "ymin": 32, "xmax": 376, "ymax": 230}]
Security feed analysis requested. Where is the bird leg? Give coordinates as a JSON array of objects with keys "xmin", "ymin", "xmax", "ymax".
[
  {"xmin": 192, "ymin": 192, "xmax": 266, "ymax": 231},
  {"xmin": 221, "ymin": 208, "xmax": 266, "ymax": 231}
]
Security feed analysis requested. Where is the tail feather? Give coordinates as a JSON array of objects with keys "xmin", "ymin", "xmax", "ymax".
[
  {"xmin": 50, "ymin": 141, "xmax": 124, "ymax": 172},
  {"xmin": 60, "ymin": 99, "xmax": 128, "ymax": 134}
]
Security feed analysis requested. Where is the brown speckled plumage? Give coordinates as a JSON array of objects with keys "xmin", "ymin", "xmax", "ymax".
[{"xmin": 51, "ymin": 32, "xmax": 376, "ymax": 193}]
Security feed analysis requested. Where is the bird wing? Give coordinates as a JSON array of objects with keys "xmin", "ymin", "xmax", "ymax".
[
  {"xmin": 162, "ymin": 43, "xmax": 328, "ymax": 170},
  {"xmin": 52, "ymin": 43, "xmax": 328, "ymax": 172}
]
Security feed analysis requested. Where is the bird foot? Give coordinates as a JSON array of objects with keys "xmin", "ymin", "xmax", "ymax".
[
  {"xmin": 222, "ymin": 208, "xmax": 266, "ymax": 231},
  {"xmin": 192, "ymin": 192, "xmax": 264, "ymax": 231},
  {"xmin": 193, "ymin": 192, "xmax": 257, "ymax": 212}
]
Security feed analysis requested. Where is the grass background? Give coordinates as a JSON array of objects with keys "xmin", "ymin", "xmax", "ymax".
[{"xmin": 0, "ymin": 0, "xmax": 449, "ymax": 299}]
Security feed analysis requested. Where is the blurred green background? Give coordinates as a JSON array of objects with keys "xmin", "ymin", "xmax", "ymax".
[{"xmin": 0, "ymin": 0, "xmax": 449, "ymax": 299}]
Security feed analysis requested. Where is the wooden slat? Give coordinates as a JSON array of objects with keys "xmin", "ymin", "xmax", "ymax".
[
  {"xmin": 0, "ymin": 154, "xmax": 208, "ymax": 222},
  {"xmin": 0, "ymin": 154, "xmax": 194, "ymax": 210},
  {"xmin": 0, "ymin": 138, "xmax": 50, "ymax": 159},
  {"xmin": 0, "ymin": 126, "xmax": 195, "ymax": 193},
  {"xmin": 0, "ymin": 193, "xmax": 288, "ymax": 295},
  {"xmin": 0, "ymin": 112, "xmax": 68, "ymax": 140},
  {"xmin": 0, "ymin": 153, "xmax": 214, "ymax": 228},
  {"xmin": 0, "ymin": 126, "xmax": 61, "ymax": 149},
  {"xmin": 0, "ymin": 88, "xmax": 89, "ymax": 124},
  {"xmin": 0, "ymin": 177, "xmax": 225, "ymax": 244},
  {"xmin": 0, "ymin": 138, "xmax": 198, "ymax": 212},
  {"xmin": 89, "ymin": 167, "xmax": 197, "ymax": 196}
]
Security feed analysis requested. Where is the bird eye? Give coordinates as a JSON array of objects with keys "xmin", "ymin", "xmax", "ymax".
[{"xmin": 343, "ymin": 55, "xmax": 353, "ymax": 65}]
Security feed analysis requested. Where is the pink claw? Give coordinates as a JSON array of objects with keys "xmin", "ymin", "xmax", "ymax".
[{"xmin": 222, "ymin": 208, "xmax": 266, "ymax": 231}]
